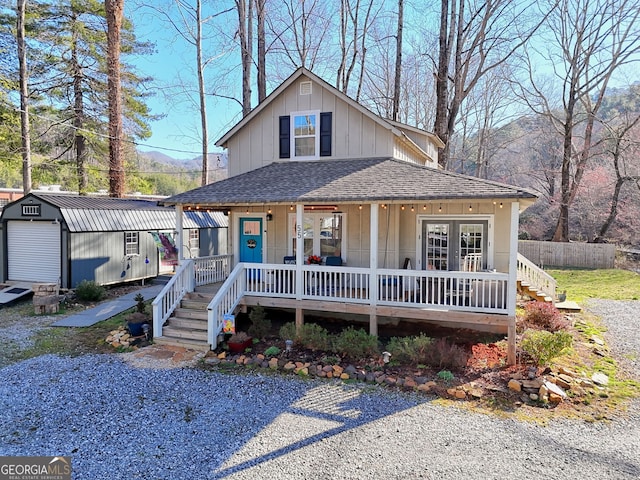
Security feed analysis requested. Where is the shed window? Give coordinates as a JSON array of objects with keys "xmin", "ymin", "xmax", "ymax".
[
  {"xmin": 22, "ymin": 204, "xmax": 41, "ymax": 216},
  {"xmin": 125, "ymin": 232, "xmax": 139, "ymax": 255}
]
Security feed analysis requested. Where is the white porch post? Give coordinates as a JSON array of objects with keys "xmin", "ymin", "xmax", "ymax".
[
  {"xmin": 176, "ymin": 204, "xmax": 184, "ymax": 263},
  {"xmin": 507, "ymin": 200, "xmax": 520, "ymax": 365},
  {"xmin": 295, "ymin": 204, "xmax": 304, "ymax": 330},
  {"xmin": 369, "ymin": 203, "xmax": 379, "ymax": 336}
]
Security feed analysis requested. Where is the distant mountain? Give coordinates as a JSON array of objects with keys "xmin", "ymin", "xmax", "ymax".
[{"xmin": 139, "ymin": 150, "xmax": 228, "ymax": 170}]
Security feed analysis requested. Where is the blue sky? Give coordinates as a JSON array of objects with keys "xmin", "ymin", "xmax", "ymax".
[{"xmin": 126, "ymin": 3, "xmax": 242, "ymax": 161}]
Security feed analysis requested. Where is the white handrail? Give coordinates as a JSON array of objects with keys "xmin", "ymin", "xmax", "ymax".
[
  {"xmin": 207, "ymin": 263, "xmax": 247, "ymax": 348},
  {"xmin": 152, "ymin": 260, "xmax": 194, "ymax": 338},
  {"xmin": 517, "ymin": 253, "xmax": 557, "ymax": 300},
  {"xmin": 194, "ymin": 254, "xmax": 232, "ymax": 286}
]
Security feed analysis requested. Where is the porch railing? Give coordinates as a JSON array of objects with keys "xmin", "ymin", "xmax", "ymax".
[
  {"xmin": 237, "ymin": 263, "xmax": 510, "ymax": 314},
  {"xmin": 152, "ymin": 259, "xmax": 194, "ymax": 337},
  {"xmin": 517, "ymin": 253, "xmax": 557, "ymax": 301},
  {"xmin": 194, "ymin": 254, "xmax": 233, "ymax": 286},
  {"xmin": 152, "ymin": 254, "xmax": 233, "ymax": 340},
  {"xmin": 207, "ymin": 263, "xmax": 247, "ymax": 347}
]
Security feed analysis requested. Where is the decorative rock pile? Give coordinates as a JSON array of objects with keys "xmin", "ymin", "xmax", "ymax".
[
  {"xmin": 32, "ymin": 283, "xmax": 60, "ymax": 314},
  {"xmin": 507, "ymin": 365, "xmax": 609, "ymax": 404},
  {"xmin": 106, "ymin": 326, "xmax": 136, "ymax": 348},
  {"xmin": 204, "ymin": 351, "xmax": 448, "ymax": 395}
]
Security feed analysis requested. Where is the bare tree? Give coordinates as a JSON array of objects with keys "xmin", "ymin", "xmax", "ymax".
[
  {"xmin": 433, "ymin": 0, "xmax": 547, "ymax": 169},
  {"xmin": 516, "ymin": 0, "xmax": 640, "ymax": 241},
  {"xmin": 236, "ymin": 0, "xmax": 253, "ymax": 116},
  {"xmin": 16, "ymin": 0, "xmax": 31, "ymax": 194},
  {"xmin": 256, "ymin": 0, "xmax": 266, "ymax": 102},
  {"xmin": 391, "ymin": 0, "xmax": 402, "ymax": 121},
  {"xmin": 593, "ymin": 112, "xmax": 640, "ymax": 242},
  {"xmin": 105, "ymin": 0, "xmax": 124, "ymax": 197}
]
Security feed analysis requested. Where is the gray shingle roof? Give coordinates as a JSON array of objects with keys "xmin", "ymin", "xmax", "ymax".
[
  {"xmin": 162, "ymin": 158, "xmax": 538, "ymax": 206},
  {"xmin": 29, "ymin": 194, "xmax": 227, "ymax": 232}
]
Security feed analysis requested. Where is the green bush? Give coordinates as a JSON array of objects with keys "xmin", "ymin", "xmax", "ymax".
[
  {"xmin": 386, "ymin": 334, "xmax": 433, "ymax": 363},
  {"xmin": 520, "ymin": 329, "xmax": 573, "ymax": 366},
  {"xmin": 523, "ymin": 301, "xmax": 568, "ymax": 332},
  {"xmin": 299, "ymin": 323, "xmax": 331, "ymax": 351},
  {"xmin": 264, "ymin": 346, "xmax": 281, "ymax": 357},
  {"xmin": 422, "ymin": 338, "xmax": 468, "ymax": 370},
  {"xmin": 248, "ymin": 305, "xmax": 271, "ymax": 339},
  {"xmin": 279, "ymin": 322, "xmax": 297, "ymax": 342},
  {"xmin": 75, "ymin": 280, "xmax": 105, "ymax": 302},
  {"xmin": 332, "ymin": 327, "xmax": 379, "ymax": 358}
]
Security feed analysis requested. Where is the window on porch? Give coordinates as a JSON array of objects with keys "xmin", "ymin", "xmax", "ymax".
[{"xmin": 290, "ymin": 212, "xmax": 343, "ymax": 259}]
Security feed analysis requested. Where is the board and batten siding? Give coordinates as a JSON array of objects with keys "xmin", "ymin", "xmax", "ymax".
[
  {"xmin": 69, "ymin": 231, "xmax": 159, "ymax": 288},
  {"xmin": 227, "ymin": 77, "xmax": 397, "ymax": 177}
]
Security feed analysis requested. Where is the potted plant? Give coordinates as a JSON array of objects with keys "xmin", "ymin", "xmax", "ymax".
[
  {"xmin": 125, "ymin": 293, "xmax": 150, "ymax": 338},
  {"xmin": 227, "ymin": 331, "xmax": 253, "ymax": 353}
]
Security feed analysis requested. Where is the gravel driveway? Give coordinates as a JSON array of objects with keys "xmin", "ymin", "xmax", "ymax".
[{"xmin": 1, "ymin": 300, "xmax": 639, "ymax": 480}]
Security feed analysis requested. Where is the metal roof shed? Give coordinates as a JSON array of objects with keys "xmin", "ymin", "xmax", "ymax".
[{"xmin": 0, "ymin": 193, "xmax": 228, "ymax": 289}]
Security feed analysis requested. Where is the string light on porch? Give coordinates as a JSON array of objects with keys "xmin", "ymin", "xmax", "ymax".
[
  {"xmin": 499, "ymin": 202, "xmax": 503, "ymax": 208},
  {"xmin": 423, "ymin": 205, "xmax": 427, "ymax": 211},
  {"xmin": 438, "ymin": 203, "xmax": 442, "ymax": 212},
  {"xmin": 469, "ymin": 205, "xmax": 473, "ymax": 212},
  {"xmin": 290, "ymin": 205, "xmax": 294, "ymax": 211},
  {"xmin": 410, "ymin": 205, "xmax": 415, "ymax": 212},
  {"xmin": 401, "ymin": 205, "xmax": 405, "ymax": 211},
  {"xmin": 358, "ymin": 204, "xmax": 363, "ymax": 210}
]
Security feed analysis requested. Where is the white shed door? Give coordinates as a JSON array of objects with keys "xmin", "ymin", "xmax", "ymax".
[{"xmin": 7, "ymin": 221, "xmax": 61, "ymax": 283}]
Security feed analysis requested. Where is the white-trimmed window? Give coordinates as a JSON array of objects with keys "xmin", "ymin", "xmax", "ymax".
[
  {"xmin": 290, "ymin": 212, "xmax": 344, "ymax": 260},
  {"xmin": 125, "ymin": 232, "xmax": 139, "ymax": 255},
  {"xmin": 188, "ymin": 229, "xmax": 199, "ymax": 257},
  {"xmin": 291, "ymin": 110, "xmax": 320, "ymax": 159}
]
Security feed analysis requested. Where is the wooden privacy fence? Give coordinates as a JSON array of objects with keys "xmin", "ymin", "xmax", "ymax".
[{"xmin": 518, "ymin": 240, "xmax": 615, "ymax": 269}]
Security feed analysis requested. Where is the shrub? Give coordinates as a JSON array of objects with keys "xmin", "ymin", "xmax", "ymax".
[
  {"xmin": 248, "ymin": 305, "xmax": 271, "ymax": 339},
  {"xmin": 423, "ymin": 338, "xmax": 468, "ymax": 370},
  {"xmin": 520, "ymin": 329, "xmax": 573, "ymax": 366},
  {"xmin": 523, "ymin": 301, "xmax": 568, "ymax": 332},
  {"xmin": 75, "ymin": 280, "xmax": 105, "ymax": 302},
  {"xmin": 332, "ymin": 327, "xmax": 379, "ymax": 359},
  {"xmin": 264, "ymin": 346, "xmax": 281, "ymax": 357},
  {"xmin": 386, "ymin": 334, "xmax": 433, "ymax": 364},
  {"xmin": 299, "ymin": 323, "xmax": 330, "ymax": 351},
  {"xmin": 437, "ymin": 370, "xmax": 455, "ymax": 382},
  {"xmin": 279, "ymin": 322, "xmax": 297, "ymax": 342},
  {"xmin": 134, "ymin": 293, "xmax": 146, "ymax": 314}
]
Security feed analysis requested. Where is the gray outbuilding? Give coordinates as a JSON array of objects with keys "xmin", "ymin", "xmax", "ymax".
[{"xmin": 0, "ymin": 193, "xmax": 228, "ymax": 289}]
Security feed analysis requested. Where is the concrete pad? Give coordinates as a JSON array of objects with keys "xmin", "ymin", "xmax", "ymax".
[
  {"xmin": 556, "ymin": 300, "xmax": 581, "ymax": 312},
  {"xmin": 52, "ymin": 285, "xmax": 163, "ymax": 327}
]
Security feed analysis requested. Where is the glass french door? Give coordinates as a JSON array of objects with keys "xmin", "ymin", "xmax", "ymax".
[{"xmin": 422, "ymin": 220, "xmax": 487, "ymax": 271}]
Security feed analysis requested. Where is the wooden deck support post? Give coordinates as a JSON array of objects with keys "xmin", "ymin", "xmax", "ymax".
[
  {"xmin": 295, "ymin": 307, "xmax": 303, "ymax": 332},
  {"xmin": 507, "ymin": 316, "xmax": 516, "ymax": 365}
]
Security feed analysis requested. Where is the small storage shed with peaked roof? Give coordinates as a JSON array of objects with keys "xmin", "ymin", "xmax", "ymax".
[{"xmin": 0, "ymin": 193, "xmax": 227, "ymax": 289}]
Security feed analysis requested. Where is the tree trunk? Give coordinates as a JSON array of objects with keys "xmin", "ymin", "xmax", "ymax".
[
  {"xmin": 71, "ymin": 15, "xmax": 88, "ymax": 194},
  {"xmin": 196, "ymin": 0, "xmax": 209, "ymax": 186},
  {"xmin": 552, "ymin": 98, "xmax": 575, "ymax": 242},
  {"xmin": 105, "ymin": 0, "xmax": 125, "ymax": 198},
  {"xmin": 17, "ymin": 0, "xmax": 32, "ymax": 194},
  {"xmin": 236, "ymin": 0, "xmax": 252, "ymax": 117},
  {"xmin": 434, "ymin": 0, "xmax": 453, "ymax": 168},
  {"xmin": 256, "ymin": 0, "xmax": 266, "ymax": 103},
  {"xmin": 392, "ymin": 0, "xmax": 403, "ymax": 121}
]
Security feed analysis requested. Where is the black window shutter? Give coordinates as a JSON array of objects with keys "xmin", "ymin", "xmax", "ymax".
[
  {"xmin": 320, "ymin": 112, "xmax": 332, "ymax": 156},
  {"xmin": 279, "ymin": 116, "xmax": 290, "ymax": 158}
]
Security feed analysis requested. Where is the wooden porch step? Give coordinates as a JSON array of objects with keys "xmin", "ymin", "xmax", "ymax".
[
  {"xmin": 154, "ymin": 336, "xmax": 209, "ymax": 350},
  {"xmin": 168, "ymin": 316, "xmax": 208, "ymax": 330},
  {"xmin": 162, "ymin": 325, "xmax": 208, "ymax": 341},
  {"xmin": 194, "ymin": 284, "xmax": 221, "ymax": 295},
  {"xmin": 173, "ymin": 307, "xmax": 208, "ymax": 321},
  {"xmin": 180, "ymin": 298, "xmax": 210, "ymax": 310}
]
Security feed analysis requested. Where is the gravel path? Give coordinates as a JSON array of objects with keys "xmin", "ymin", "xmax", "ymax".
[{"xmin": 0, "ymin": 300, "xmax": 639, "ymax": 479}]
